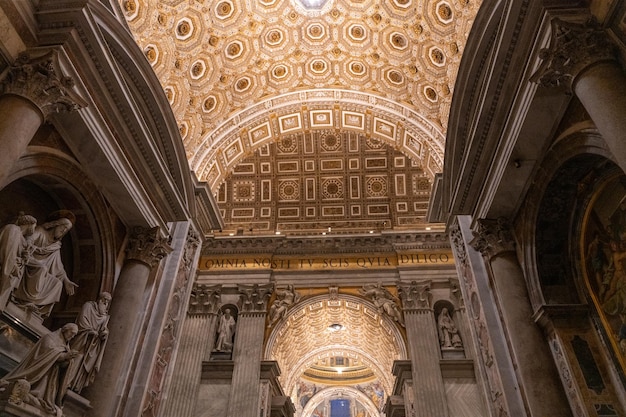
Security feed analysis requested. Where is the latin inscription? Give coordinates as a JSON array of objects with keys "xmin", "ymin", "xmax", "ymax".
[{"xmin": 200, "ymin": 252, "xmax": 452, "ymax": 270}]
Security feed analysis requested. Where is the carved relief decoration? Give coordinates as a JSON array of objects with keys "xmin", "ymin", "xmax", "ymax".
[
  {"xmin": 469, "ymin": 218, "xmax": 515, "ymax": 260},
  {"xmin": 238, "ymin": 283, "xmax": 274, "ymax": 312},
  {"xmin": 126, "ymin": 226, "xmax": 173, "ymax": 267},
  {"xmin": 188, "ymin": 283, "xmax": 222, "ymax": 315},
  {"xmin": 398, "ymin": 280, "xmax": 432, "ymax": 310},
  {"xmin": 532, "ymin": 17, "xmax": 618, "ymax": 91}
]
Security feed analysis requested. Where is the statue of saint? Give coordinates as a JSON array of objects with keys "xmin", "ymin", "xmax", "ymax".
[
  {"xmin": 268, "ymin": 284, "xmax": 300, "ymax": 327},
  {"xmin": 0, "ymin": 323, "xmax": 79, "ymax": 416},
  {"xmin": 0, "ymin": 213, "xmax": 37, "ymax": 302},
  {"xmin": 214, "ymin": 308, "xmax": 236, "ymax": 352},
  {"xmin": 13, "ymin": 210, "xmax": 79, "ymax": 318},
  {"xmin": 66, "ymin": 292, "xmax": 111, "ymax": 393},
  {"xmin": 437, "ymin": 307, "xmax": 463, "ymax": 349},
  {"xmin": 359, "ymin": 283, "xmax": 405, "ymax": 327}
]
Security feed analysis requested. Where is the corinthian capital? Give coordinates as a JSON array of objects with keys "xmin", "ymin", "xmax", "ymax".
[
  {"xmin": 126, "ymin": 226, "xmax": 173, "ymax": 267},
  {"xmin": 469, "ymin": 218, "xmax": 515, "ymax": 260},
  {"xmin": 397, "ymin": 280, "xmax": 432, "ymax": 310},
  {"xmin": 531, "ymin": 17, "xmax": 617, "ymax": 91},
  {"xmin": 0, "ymin": 50, "xmax": 87, "ymax": 120},
  {"xmin": 188, "ymin": 283, "xmax": 221, "ymax": 315},
  {"xmin": 238, "ymin": 283, "xmax": 273, "ymax": 313}
]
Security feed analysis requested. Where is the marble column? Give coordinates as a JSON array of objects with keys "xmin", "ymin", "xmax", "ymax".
[
  {"xmin": 470, "ymin": 218, "xmax": 570, "ymax": 417},
  {"xmin": 88, "ymin": 226, "xmax": 172, "ymax": 417},
  {"xmin": 161, "ymin": 283, "xmax": 221, "ymax": 417},
  {"xmin": 397, "ymin": 280, "xmax": 448, "ymax": 417},
  {"xmin": 0, "ymin": 50, "xmax": 85, "ymax": 187},
  {"xmin": 532, "ymin": 17, "xmax": 626, "ymax": 172},
  {"xmin": 227, "ymin": 283, "xmax": 273, "ymax": 417}
]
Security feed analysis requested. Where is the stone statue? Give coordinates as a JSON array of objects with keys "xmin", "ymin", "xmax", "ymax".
[
  {"xmin": 0, "ymin": 213, "xmax": 37, "ymax": 302},
  {"xmin": 13, "ymin": 210, "xmax": 79, "ymax": 318},
  {"xmin": 437, "ymin": 307, "xmax": 463, "ymax": 349},
  {"xmin": 66, "ymin": 292, "xmax": 111, "ymax": 393},
  {"xmin": 214, "ymin": 308, "xmax": 236, "ymax": 352},
  {"xmin": 359, "ymin": 283, "xmax": 405, "ymax": 327},
  {"xmin": 268, "ymin": 284, "xmax": 301, "ymax": 327},
  {"xmin": 0, "ymin": 323, "xmax": 79, "ymax": 416}
]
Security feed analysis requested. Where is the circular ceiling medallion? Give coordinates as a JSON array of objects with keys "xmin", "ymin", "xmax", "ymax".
[
  {"xmin": 291, "ymin": 0, "xmax": 334, "ymax": 16},
  {"xmin": 436, "ymin": 1, "xmax": 454, "ymax": 24},
  {"xmin": 309, "ymin": 58, "xmax": 329, "ymax": 74},
  {"xmin": 190, "ymin": 60, "xmax": 206, "ymax": 79},
  {"xmin": 366, "ymin": 177, "xmax": 388, "ymax": 197},
  {"xmin": 202, "ymin": 96, "xmax": 218, "ymax": 113},
  {"xmin": 424, "ymin": 86, "xmax": 438, "ymax": 102},
  {"xmin": 271, "ymin": 64, "xmax": 290, "ymax": 80},
  {"xmin": 215, "ymin": 0, "xmax": 235, "ymax": 20},
  {"xmin": 347, "ymin": 23, "xmax": 367, "ymax": 42},
  {"xmin": 429, "ymin": 46, "xmax": 446, "ymax": 66},
  {"xmin": 385, "ymin": 69, "xmax": 405, "ymax": 85},
  {"xmin": 320, "ymin": 133, "xmax": 341, "ymax": 152},
  {"xmin": 322, "ymin": 178, "xmax": 344, "ymax": 199},
  {"xmin": 305, "ymin": 23, "xmax": 326, "ymax": 41},
  {"xmin": 225, "ymin": 40, "xmax": 244, "ymax": 59},
  {"xmin": 265, "ymin": 28, "xmax": 285, "ymax": 47},
  {"xmin": 175, "ymin": 18, "xmax": 194, "ymax": 40},
  {"xmin": 144, "ymin": 45, "xmax": 158, "ymax": 64},
  {"xmin": 234, "ymin": 76, "xmax": 252, "ymax": 93},
  {"xmin": 277, "ymin": 136, "xmax": 298, "ymax": 153},
  {"xmin": 389, "ymin": 32, "xmax": 408, "ymax": 50},
  {"xmin": 279, "ymin": 180, "xmax": 300, "ymax": 200},
  {"xmin": 348, "ymin": 60, "xmax": 367, "ymax": 77}
]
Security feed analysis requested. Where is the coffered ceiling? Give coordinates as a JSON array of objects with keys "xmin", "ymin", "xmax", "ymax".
[{"xmin": 120, "ymin": 0, "xmax": 481, "ymax": 234}]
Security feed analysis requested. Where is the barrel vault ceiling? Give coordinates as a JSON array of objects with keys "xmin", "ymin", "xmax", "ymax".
[{"xmin": 120, "ymin": 0, "xmax": 481, "ymax": 235}]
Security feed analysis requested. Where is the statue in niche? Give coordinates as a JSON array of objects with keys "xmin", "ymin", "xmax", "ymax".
[
  {"xmin": 359, "ymin": 283, "xmax": 405, "ymax": 327},
  {"xmin": 0, "ymin": 213, "xmax": 37, "ymax": 302},
  {"xmin": 0, "ymin": 323, "xmax": 79, "ymax": 416},
  {"xmin": 66, "ymin": 292, "xmax": 111, "ymax": 393},
  {"xmin": 214, "ymin": 308, "xmax": 236, "ymax": 352},
  {"xmin": 268, "ymin": 284, "xmax": 301, "ymax": 327},
  {"xmin": 437, "ymin": 307, "xmax": 463, "ymax": 349},
  {"xmin": 12, "ymin": 210, "xmax": 79, "ymax": 318}
]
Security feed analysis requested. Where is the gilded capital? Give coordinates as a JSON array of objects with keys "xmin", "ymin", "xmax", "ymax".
[
  {"xmin": 188, "ymin": 283, "xmax": 221, "ymax": 315},
  {"xmin": 469, "ymin": 218, "xmax": 515, "ymax": 260},
  {"xmin": 531, "ymin": 17, "xmax": 617, "ymax": 91},
  {"xmin": 238, "ymin": 283, "xmax": 273, "ymax": 313},
  {"xmin": 126, "ymin": 226, "xmax": 173, "ymax": 267},
  {"xmin": 397, "ymin": 280, "xmax": 432, "ymax": 310},
  {"xmin": 0, "ymin": 50, "xmax": 87, "ymax": 120}
]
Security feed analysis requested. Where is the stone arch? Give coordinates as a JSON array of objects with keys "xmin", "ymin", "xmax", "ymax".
[
  {"xmin": 190, "ymin": 89, "xmax": 446, "ymax": 190},
  {"xmin": 1, "ymin": 146, "xmax": 118, "ymax": 322},
  {"xmin": 518, "ymin": 129, "xmax": 615, "ymax": 310},
  {"xmin": 300, "ymin": 385, "xmax": 381, "ymax": 417},
  {"xmin": 264, "ymin": 292, "xmax": 407, "ymax": 401}
]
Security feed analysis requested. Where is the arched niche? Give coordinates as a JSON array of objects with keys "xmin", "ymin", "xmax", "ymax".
[
  {"xmin": 1, "ymin": 146, "xmax": 119, "ymax": 328},
  {"xmin": 300, "ymin": 385, "xmax": 382, "ymax": 417}
]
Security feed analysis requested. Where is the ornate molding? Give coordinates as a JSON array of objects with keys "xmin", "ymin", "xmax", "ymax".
[
  {"xmin": 188, "ymin": 283, "xmax": 221, "ymax": 315},
  {"xmin": 0, "ymin": 50, "xmax": 87, "ymax": 120},
  {"xmin": 201, "ymin": 232, "xmax": 450, "ymax": 256},
  {"xmin": 126, "ymin": 226, "xmax": 173, "ymax": 267},
  {"xmin": 469, "ymin": 218, "xmax": 515, "ymax": 260},
  {"xmin": 397, "ymin": 280, "xmax": 432, "ymax": 310},
  {"xmin": 531, "ymin": 17, "xmax": 617, "ymax": 91},
  {"xmin": 238, "ymin": 283, "xmax": 273, "ymax": 313}
]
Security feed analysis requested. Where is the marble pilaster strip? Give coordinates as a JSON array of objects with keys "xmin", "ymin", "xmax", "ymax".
[
  {"xmin": 161, "ymin": 312, "xmax": 218, "ymax": 417},
  {"xmin": 403, "ymin": 308, "xmax": 449, "ymax": 417},
  {"xmin": 227, "ymin": 311, "xmax": 267, "ymax": 417}
]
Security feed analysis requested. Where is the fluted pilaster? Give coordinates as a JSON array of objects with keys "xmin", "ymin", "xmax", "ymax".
[
  {"xmin": 470, "ymin": 218, "xmax": 570, "ymax": 416},
  {"xmin": 398, "ymin": 280, "xmax": 448, "ymax": 417},
  {"xmin": 161, "ymin": 284, "xmax": 221, "ymax": 417},
  {"xmin": 227, "ymin": 283, "xmax": 273, "ymax": 417}
]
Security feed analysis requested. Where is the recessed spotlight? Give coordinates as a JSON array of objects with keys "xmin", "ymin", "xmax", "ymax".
[
  {"xmin": 275, "ymin": 231, "xmax": 281, "ymax": 235},
  {"xmin": 369, "ymin": 230, "xmax": 374, "ymax": 234},
  {"xmin": 425, "ymin": 227, "xmax": 432, "ymax": 231}
]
